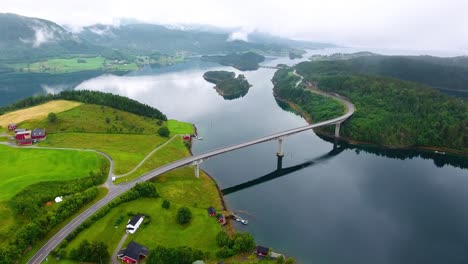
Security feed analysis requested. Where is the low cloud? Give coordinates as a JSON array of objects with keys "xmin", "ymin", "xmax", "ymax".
[
  {"xmin": 41, "ymin": 84, "xmax": 66, "ymax": 94},
  {"xmin": 32, "ymin": 27, "xmax": 55, "ymax": 47}
]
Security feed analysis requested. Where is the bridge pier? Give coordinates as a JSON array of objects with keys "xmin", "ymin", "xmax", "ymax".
[
  {"xmin": 335, "ymin": 123, "xmax": 341, "ymax": 138},
  {"xmin": 276, "ymin": 155, "xmax": 283, "ymax": 170},
  {"xmin": 192, "ymin": 160, "xmax": 203, "ymax": 178},
  {"xmin": 277, "ymin": 137, "xmax": 284, "ymax": 157}
]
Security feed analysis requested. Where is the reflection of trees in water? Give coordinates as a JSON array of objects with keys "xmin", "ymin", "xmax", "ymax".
[{"xmin": 318, "ymin": 134, "xmax": 468, "ymax": 170}]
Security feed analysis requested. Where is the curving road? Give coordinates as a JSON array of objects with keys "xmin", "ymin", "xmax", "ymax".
[{"xmin": 28, "ymin": 77, "xmax": 354, "ymax": 264}]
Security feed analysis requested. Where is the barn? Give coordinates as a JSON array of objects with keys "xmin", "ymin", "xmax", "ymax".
[
  {"xmin": 117, "ymin": 241, "xmax": 149, "ymax": 264},
  {"xmin": 31, "ymin": 128, "xmax": 47, "ymax": 141},
  {"xmin": 255, "ymin": 246, "xmax": 269, "ymax": 257},
  {"xmin": 15, "ymin": 130, "xmax": 32, "ymax": 145}
]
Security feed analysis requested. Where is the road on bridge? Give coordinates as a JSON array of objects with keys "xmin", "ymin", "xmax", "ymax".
[{"xmin": 28, "ymin": 74, "xmax": 354, "ymax": 264}]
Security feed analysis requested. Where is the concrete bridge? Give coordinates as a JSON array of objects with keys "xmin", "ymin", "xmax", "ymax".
[
  {"xmin": 259, "ymin": 65, "xmax": 290, "ymax": 70},
  {"xmin": 28, "ymin": 82, "xmax": 354, "ymax": 264}
]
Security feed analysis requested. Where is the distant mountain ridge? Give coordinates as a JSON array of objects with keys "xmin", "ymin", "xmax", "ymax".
[
  {"xmin": 0, "ymin": 13, "xmax": 335, "ymax": 63},
  {"xmin": 0, "ymin": 13, "xmax": 103, "ymax": 62}
]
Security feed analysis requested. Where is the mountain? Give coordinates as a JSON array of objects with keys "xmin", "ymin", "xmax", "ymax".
[
  {"xmin": 79, "ymin": 23, "xmax": 281, "ymax": 56},
  {"xmin": 0, "ymin": 13, "xmax": 103, "ymax": 62}
]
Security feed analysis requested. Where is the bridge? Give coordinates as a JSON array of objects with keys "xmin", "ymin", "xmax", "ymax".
[
  {"xmin": 28, "ymin": 78, "xmax": 354, "ymax": 264},
  {"xmin": 259, "ymin": 65, "xmax": 290, "ymax": 70}
]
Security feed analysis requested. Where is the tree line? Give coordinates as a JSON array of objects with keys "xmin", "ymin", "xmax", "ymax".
[
  {"xmin": 277, "ymin": 61, "xmax": 468, "ymax": 151},
  {"xmin": 0, "ymin": 90, "xmax": 167, "ymax": 120},
  {"xmin": 272, "ymin": 69, "xmax": 345, "ymax": 122}
]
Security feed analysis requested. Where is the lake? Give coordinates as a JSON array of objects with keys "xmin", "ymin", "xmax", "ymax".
[{"xmin": 6, "ymin": 48, "xmax": 468, "ymax": 263}]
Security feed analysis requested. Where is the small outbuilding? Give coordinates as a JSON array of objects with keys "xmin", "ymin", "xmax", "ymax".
[
  {"xmin": 117, "ymin": 241, "xmax": 149, "ymax": 264},
  {"xmin": 126, "ymin": 214, "xmax": 144, "ymax": 234},
  {"xmin": 217, "ymin": 214, "xmax": 226, "ymax": 225},
  {"xmin": 183, "ymin": 134, "xmax": 191, "ymax": 141},
  {"xmin": 254, "ymin": 246, "xmax": 269, "ymax": 257},
  {"xmin": 207, "ymin": 206, "xmax": 216, "ymax": 217},
  {"xmin": 8, "ymin": 123, "xmax": 17, "ymax": 131},
  {"xmin": 55, "ymin": 196, "xmax": 63, "ymax": 203}
]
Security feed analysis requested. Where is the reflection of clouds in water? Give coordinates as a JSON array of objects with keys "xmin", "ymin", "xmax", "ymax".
[
  {"xmin": 75, "ymin": 71, "xmax": 228, "ymax": 121},
  {"xmin": 41, "ymin": 84, "xmax": 66, "ymax": 94}
]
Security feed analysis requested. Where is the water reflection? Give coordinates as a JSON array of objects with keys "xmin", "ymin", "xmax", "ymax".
[{"xmin": 222, "ymin": 144, "xmax": 347, "ymax": 195}]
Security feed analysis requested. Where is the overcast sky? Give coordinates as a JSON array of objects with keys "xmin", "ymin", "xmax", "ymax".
[{"xmin": 2, "ymin": 0, "xmax": 468, "ymax": 54}]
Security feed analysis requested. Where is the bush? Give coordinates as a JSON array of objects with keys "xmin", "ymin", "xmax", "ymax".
[
  {"xmin": 69, "ymin": 240, "xmax": 109, "ymax": 263},
  {"xmin": 285, "ymin": 257, "xmax": 296, "ymax": 264},
  {"xmin": 215, "ymin": 247, "xmax": 235, "ymax": 259},
  {"xmin": 176, "ymin": 207, "xmax": 192, "ymax": 225},
  {"xmin": 216, "ymin": 231, "xmax": 230, "ymax": 247},
  {"xmin": 156, "ymin": 120, "xmax": 163, "ymax": 126},
  {"xmin": 158, "ymin": 126, "xmax": 170, "ymax": 137},
  {"xmin": 134, "ymin": 182, "xmax": 159, "ymax": 197},
  {"xmin": 48, "ymin": 112, "xmax": 57, "ymax": 123},
  {"xmin": 162, "ymin": 199, "xmax": 170, "ymax": 209}
]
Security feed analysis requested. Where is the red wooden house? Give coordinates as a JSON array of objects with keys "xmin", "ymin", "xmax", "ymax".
[
  {"xmin": 8, "ymin": 123, "xmax": 17, "ymax": 131},
  {"xmin": 117, "ymin": 241, "xmax": 149, "ymax": 264},
  {"xmin": 255, "ymin": 246, "xmax": 269, "ymax": 257},
  {"xmin": 15, "ymin": 130, "xmax": 32, "ymax": 145},
  {"xmin": 217, "ymin": 214, "xmax": 226, "ymax": 225},
  {"xmin": 207, "ymin": 206, "xmax": 216, "ymax": 217},
  {"xmin": 31, "ymin": 128, "xmax": 46, "ymax": 141}
]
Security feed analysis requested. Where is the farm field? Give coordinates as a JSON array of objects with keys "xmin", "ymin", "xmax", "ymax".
[
  {"xmin": 11, "ymin": 56, "xmax": 138, "ymax": 73},
  {"xmin": 0, "ymin": 100, "xmax": 81, "ymax": 127},
  {"xmin": 0, "ymin": 144, "xmax": 106, "ymax": 201}
]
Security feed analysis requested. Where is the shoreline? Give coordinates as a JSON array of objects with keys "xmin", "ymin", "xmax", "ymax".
[
  {"xmin": 190, "ymin": 124, "xmax": 235, "ymax": 234},
  {"xmin": 275, "ymin": 95, "xmax": 467, "ymax": 157}
]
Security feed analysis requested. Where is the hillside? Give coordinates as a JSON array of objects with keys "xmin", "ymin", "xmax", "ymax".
[
  {"xmin": 0, "ymin": 90, "xmax": 167, "ymax": 120},
  {"xmin": 273, "ymin": 61, "xmax": 468, "ymax": 151},
  {"xmin": 0, "ymin": 13, "xmax": 103, "ymax": 62},
  {"xmin": 309, "ymin": 53, "xmax": 468, "ymax": 97},
  {"xmin": 201, "ymin": 52, "xmax": 265, "ymax": 70}
]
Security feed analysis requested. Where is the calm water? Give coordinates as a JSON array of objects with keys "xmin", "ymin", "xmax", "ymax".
[{"xmin": 11, "ymin": 49, "xmax": 468, "ymax": 263}]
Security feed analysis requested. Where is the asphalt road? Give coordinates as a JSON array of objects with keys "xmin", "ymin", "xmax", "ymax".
[{"xmin": 28, "ymin": 78, "xmax": 354, "ymax": 264}]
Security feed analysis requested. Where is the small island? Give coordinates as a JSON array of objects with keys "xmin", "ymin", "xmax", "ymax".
[
  {"xmin": 203, "ymin": 70, "xmax": 252, "ymax": 100},
  {"xmin": 288, "ymin": 49, "xmax": 306, "ymax": 59},
  {"xmin": 201, "ymin": 52, "xmax": 265, "ymax": 71}
]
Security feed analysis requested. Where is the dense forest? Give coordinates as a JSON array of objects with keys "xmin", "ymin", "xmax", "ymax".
[
  {"xmin": 272, "ymin": 69, "xmax": 345, "ymax": 122},
  {"xmin": 201, "ymin": 52, "xmax": 265, "ymax": 71},
  {"xmin": 273, "ymin": 61, "xmax": 468, "ymax": 151},
  {"xmin": 203, "ymin": 70, "xmax": 251, "ymax": 100},
  {"xmin": 309, "ymin": 53, "xmax": 468, "ymax": 96},
  {"xmin": 0, "ymin": 90, "xmax": 167, "ymax": 120}
]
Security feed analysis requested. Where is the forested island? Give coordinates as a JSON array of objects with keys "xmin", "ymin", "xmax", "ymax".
[
  {"xmin": 203, "ymin": 71, "xmax": 252, "ymax": 99},
  {"xmin": 273, "ymin": 61, "xmax": 468, "ymax": 153},
  {"xmin": 288, "ymin": 49, "xmax": 306, "ymax": 59},
  {"xmin": 201, "ymin": 52, "xmax": 265, "ymax": 71}
]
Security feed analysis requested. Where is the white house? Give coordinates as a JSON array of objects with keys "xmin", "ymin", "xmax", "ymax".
[{"xmin": 126, "ymin": 214, "xmax": 144, "ymax": 234}]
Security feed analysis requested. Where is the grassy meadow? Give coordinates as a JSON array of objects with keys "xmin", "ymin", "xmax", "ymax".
[
  {"xmin": 0, "ymin": 144, "xmax": 105, "ymax": 201},
  {"xmin": 18, "ymin": 103, "xmax": 194, "ymax": 174},
  {"xmin": 64, "ymin": 170, "xmax": 223, "ymax": 261},
  {"xmin": 11, "ymin": 56, "xmax": 138, "ymax": 74}
]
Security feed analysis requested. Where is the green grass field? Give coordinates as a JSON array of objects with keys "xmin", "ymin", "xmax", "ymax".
[
  {"xmin": 11, "ymin": 56, "xmax": 138, "ymax": 73},
  {"xmin": 115, "ymin": 136, "xmax": 191, "ymax": 183},
  {"xmin": 19, "ymin": 104, "xmax": 194, "ymax": 175},
  {"xmin": 19, "ymin": 104, "xmax": 165, "ymax": 134},
  {"xmin": 64, "ymin": 170, "xmax": 223, "ymax": 261},
  {"xmin": 0, "ymin": 145, "xmax": 106, "ymax": 201}
]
